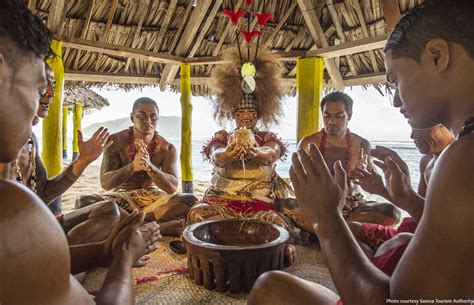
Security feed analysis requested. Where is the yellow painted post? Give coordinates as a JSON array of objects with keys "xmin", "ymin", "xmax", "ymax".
[
  {"xmin": 42, "ymin": 39, "xmax": 64, "ymax": 177},
  {"xmin": 72, "ymin": 103, "xmax": 83, "ymax": 160},
  {"xmin": 296, "ymin": 57, "xmax": 324, "ymax": 143},
  {"xmin": 62, "ymin": 107, "xmax": 68, "ymax": 159},
  {"xmin": 180, "ymin": 63, "xmax": 193, "ymax": 193}
]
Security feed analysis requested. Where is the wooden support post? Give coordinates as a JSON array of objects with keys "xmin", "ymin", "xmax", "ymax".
[
  {"xmin": 72, "ymin": 103, "xmax": 83, "ymax": 160},
  {"xmin": 180, "ymin": 63, "xmax": 193, "ymax": 193},
  {"xmin": 296, "ymin": 58, "xmax": 324, "ymax": 143},
  {"xmin": 42, "ymin": 39, "xmax": 64, "ymax": 177},
  {"xmin": 62, "ymin": 107, "xmax": 68, "ymax": 159}
]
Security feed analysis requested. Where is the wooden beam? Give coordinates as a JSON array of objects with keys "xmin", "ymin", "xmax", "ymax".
[
  {"xmin": 306, "ymin": 34, "xmax": 388, "ymax": 59},
  {"xmin": 47, "ymin": 0, "xmax": 67, "ymax": 34},
  {"xmin": 350, "ymin": 0, "xmax": 379, "ymax": 72},
  {"xmin": 144, "ymin": 0, "xmax": 177, "ymax": 74},
  {"xmin": 326, "ymin": 0, "xmax": 358, "ymax": 76},
  {"xmin": 381, "ymin": 0, "xmax": 401, "ymax": 31},
  {"xmin": 188, "ymin": 0, "xmax": 224, "ymax": 57},
  {"xmin": 213, "ymin": 0, "xmax": 244, "ymax": 57},
  {"xmin": 65, "ymin": 70, "xmax": 385, "ymax": 87},
  {"xmin": 284, "ymin": 28, "xmax": 306, "ymax": 52},
  {"xmin": 159, "ymin": 0, "xmax": 213, "ymax": 90},
  {"xmin": 95, "ymin": 0, "xmax": 120, "ymax": 71},
  {"xmin": 73, "ymin": 0, "xmax": 97, "ymax": 70},
  {"xmin": 262, "ymin": 1, "xmax": 298, "ymax": 48},
  {"xmin": 124, "ymin": 0, "xmax": 151, "ymax": 72},
  {"xmin": 297, "ymin": 0, "xmax": 345, "ymax": 91},
  {"xmin": 59, "ymin": 36, "xmax": 184, "ymax": 65}
]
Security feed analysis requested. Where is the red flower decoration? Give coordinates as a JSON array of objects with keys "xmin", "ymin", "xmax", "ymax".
[
  {"xmin": 238, "ymin": 29, "xmax": 261, "ymax": 43},
  {"xmin": 222, "ymin": 9, "xmax": 246, "ymax": 25},
  {"xmin": 252, "ymin": 11, "xmax": 274, "ymax": 27},
  {"xmin": 246, "ymin": 0, "xmax": 254, "ymax": 5}
]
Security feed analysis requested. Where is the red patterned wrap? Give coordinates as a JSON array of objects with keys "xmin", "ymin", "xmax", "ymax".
[{"xmin": 203, "ymin": 197, "xmax": 275, "ymax": 214}]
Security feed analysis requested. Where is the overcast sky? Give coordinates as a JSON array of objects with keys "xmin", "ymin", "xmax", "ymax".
[{"xmin": 33, "ymin": 85, "xmax": 413, "ymax": 142}]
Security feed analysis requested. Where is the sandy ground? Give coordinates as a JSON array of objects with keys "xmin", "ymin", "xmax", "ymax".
[{"xmin": 61, "ymin": 164, "xmax": 210, "ymax": 212}]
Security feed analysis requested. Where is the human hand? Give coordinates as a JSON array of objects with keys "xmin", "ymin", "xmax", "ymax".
[
  {"xmin": 244, "ymin": 146, "xmax": 259, "ymax": 161},
  {"xmin": 349, "ymin": 167, "xmax": 389, "ymax": 198},
  {"xmin": 370, "ymin": 146, "xmax": 416, "ymax": 209},
  {"xmin": 289, "ymin": 144, "xmax": 347, "ymax": 227},
  {"xmin": 132, "ymin": 147, "xmax": 149, "ymax": 172},
  {"xmin": 224, "ymin": 141, "xmax": 245, "ymax": 161},
  {"xmin": 356, "ymin": 148, "xmax": 369, "ymax": 171},
  {"xmin": 110, "ymin": 211, "xmax": 161, "ymax": 264},
  {"xmin": 77, "ymin": 128, "xmax": 113, "ymax": 163}
]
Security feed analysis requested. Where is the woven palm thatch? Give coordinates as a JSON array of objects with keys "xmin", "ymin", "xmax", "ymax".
[
  {"xmin": 63, "ymin": 87, "xmax": 109, "ymax": 113},
  {"xmin": 29, "ymin": 0, "xmax": 425, "ymax": 104}
]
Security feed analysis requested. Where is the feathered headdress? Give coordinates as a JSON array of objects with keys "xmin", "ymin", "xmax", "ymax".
[{"xmin": 211, "ymin": 46, "xmax": 284, "ymax": 126}]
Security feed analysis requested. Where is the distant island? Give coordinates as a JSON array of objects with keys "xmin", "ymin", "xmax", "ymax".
[{"xmin": 83, "ymin": 116, "xmax": 182, "ymax": 139}]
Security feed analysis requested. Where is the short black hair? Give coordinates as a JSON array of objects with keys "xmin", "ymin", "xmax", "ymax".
[
  {"xmin": 0, "ymin": 0, "xmax": 53, "ymax": 67},
  {"xmin": 385, "ymin": 0, "xmax": 474, "ymax": 62},
  {"xmin": 321, "ymin": 91, "xmax": 353, "ymax": 115},
  {"xmin": 132, "ymin": 97, "xmax": 159, "ymax": 113}
]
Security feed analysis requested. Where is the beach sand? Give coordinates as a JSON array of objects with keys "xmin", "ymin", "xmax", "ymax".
[{"xmin": 61, "ymin": 164, "xmax": 210, "ymax": 212}]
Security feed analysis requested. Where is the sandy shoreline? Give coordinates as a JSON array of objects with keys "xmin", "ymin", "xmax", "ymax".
[{"xmin": 61, "ymin": 164, "xmax": 210, "ymax": 212}]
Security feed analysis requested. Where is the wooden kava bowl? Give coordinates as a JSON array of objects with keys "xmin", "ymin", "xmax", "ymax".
[{"xmin": 183, "ymin": 219, "xmax": 289, "ymax": 293}]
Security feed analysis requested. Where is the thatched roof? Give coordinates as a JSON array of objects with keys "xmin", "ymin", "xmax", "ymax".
[
  {"xmin": 63, "ymin": 87, "xmax": 109, "ymax": 113},
  {"xmin": 30, "ymin": 0, "xmax": 424, "ymax": 96}
]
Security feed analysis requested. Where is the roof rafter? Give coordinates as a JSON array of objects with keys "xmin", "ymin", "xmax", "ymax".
[
  {"xmin": 60, "ymin": 36, "xmax": 184, "ymax": 65},
  {"xmin": 297, "ymin": 0, "xmax": 346, "ymax": 91},
  {"xmin": 95, "ymin": 0, "xmax": 120, "ymax": 71},
  {"xmin": 47, "ymin": 0, "xmax": 67, "ymax": 34},
  {"xmin": 124, "ymin": 0, "xmax": 151, "ymax": 72},
  {"xmin": 159, "ymin": 0, "xmax": 213, "ymax": 91},
  {"xmin": 64, "ymin": 70, "xmax": 386, "ymax": 88},
  {"xmin": 350, "ymin": 0, "xmax": 380, "ymax": 72},
  {"xmin": 144, "ymin": 0, "xmax": 177, "ymax": 74},
  {"xmin": 262, "ymin": 1, "xmax": 298, "ymax": 48},
  {"xmin": 73, "ymin": 0, "xmax": 97, "ymax": 70},
  {"xmin": 326, "ymin": 0, "xmax": 358, "ymax": 76}
]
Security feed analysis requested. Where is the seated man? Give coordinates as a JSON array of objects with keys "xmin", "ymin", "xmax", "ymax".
[
  {"xmin": 0, "ymin": 3, "xmax": 159, "ymax": 304},
  {"xmin": 76, "ymin": 97, "xmax": 197, "ymax": 236},
  {"xmin": 298, "ymin": 91, "xmax": 400, "ymax": 227},
  {"xmin": 347, "ymin": 125, "xmax": 455, "ymax": 275},
  {"xmin": 11, "ymin": 63, "xmax": 119, "ymax": 245},
  {"xmin": 249, "ymin": 1, "xmax": 474, "ymax": 303}
]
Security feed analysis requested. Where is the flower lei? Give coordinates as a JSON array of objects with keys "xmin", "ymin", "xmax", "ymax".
[
  {"xmin": 126, "ymin": 127, "xmax": 160, "ymax": 163},
  {"xmin": 13, "ymin": 137, "xmax": 37, "ymax": 193},
  {"xmin": 319, "ymin": 128, "xmax": 353, "ymax": 173}
]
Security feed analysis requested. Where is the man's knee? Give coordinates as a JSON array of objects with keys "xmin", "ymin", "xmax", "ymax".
[
  {"xmin": 75, "ymin": 194, "xmax": 104, "ymax": 209},
  {"xmin": 249, "ymin": 271, "xmax": 289, "ymax": 305},
  {"xmin": 88, "ymin": 200, "xmax": 120, "ymax": 219},
  {"xmin": 169, "ymin": 193, "xmax": 199, "ymax": 207}
]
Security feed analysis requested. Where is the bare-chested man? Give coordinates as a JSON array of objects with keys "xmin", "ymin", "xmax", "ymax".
[
  {"xmin": 249, "ymin": 1, "xmax": 474, "ymax": 303},
  {"xmin": 0, "ymin": 2, "xmax": 159, "ymax": 304},
  {"xmin": 76, "ymin": 97, "xmax": 197, "ymax": 236},
  {"xmin": 346, "ymin": 125, "xmax": 455, "ymax": 275},
  {"xmin": 11, "ymin": 63, "xmax": 120, "ymax": 246},
  {"xmin": 298, "ymin": 92, "xmax": 400, "ymax": 227}
]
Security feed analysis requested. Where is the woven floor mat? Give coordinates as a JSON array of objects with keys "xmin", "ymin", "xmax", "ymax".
[{"xmin": 82, "ymin": 237, "xmax": 335, "ymax": 304}]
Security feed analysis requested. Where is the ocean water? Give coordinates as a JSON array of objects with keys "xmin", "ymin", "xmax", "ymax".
[{"xmin": 52, "ymin": 137, "xmax": 423, "ymax": 191}]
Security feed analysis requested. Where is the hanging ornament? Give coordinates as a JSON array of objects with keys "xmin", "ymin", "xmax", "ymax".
[
  {"xmin": 252, "ymin": 11, "xmax": 274, "ymax": 27},
  {"xmin": 222, "ymin": 9, "xmax": 246, "ymax": 25},
  {"xmin": 238, "ymin": 29, "xmax": 261, "ymax": 43},
  {"xmin": 241, "ymin": 76, "xmax": 256, "ymax": 94},
  {"xmin": 241, "ymin": 62, "xmax": 256, "ymax": 77}
]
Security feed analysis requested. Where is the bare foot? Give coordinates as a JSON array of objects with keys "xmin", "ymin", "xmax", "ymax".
[
  {"xmin": 159, "ymin": 219, "xmax": 185, "ymax": 237},
  {"xmin": 284, "ymin": 244, "xmax": 296, "ymax": 267}
]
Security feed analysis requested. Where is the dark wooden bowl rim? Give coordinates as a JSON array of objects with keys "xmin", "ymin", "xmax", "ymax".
[{"xmin": 183, "ymin": 219, "xmax": 289, "ymax": 250}]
